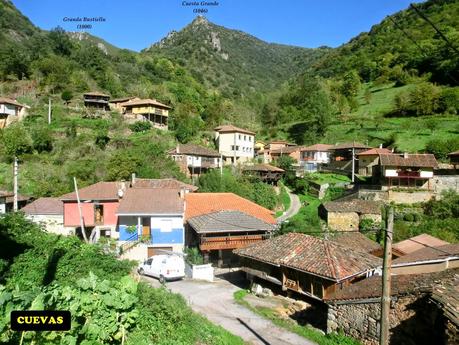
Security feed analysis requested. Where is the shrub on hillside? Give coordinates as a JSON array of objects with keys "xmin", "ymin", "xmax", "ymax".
[
  {"xmin": 425, "ymin": 138, "xmax": 459, "ymax": 161},
  {"xmin": 129, "ymin": 121, "xmax": 152, "ymax": 133}
]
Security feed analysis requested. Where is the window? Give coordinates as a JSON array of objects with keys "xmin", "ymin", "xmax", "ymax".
[
  {"xmin": 244, "ymin": 135, "xmax": 247, "ymax": 141},
  {"xmin": 160, "ymin": 219, "xmax": 172, "ymax": 232},
  {"xmin": 249, "ymin": 136, "xmax": 252, "ymax": 142},
  {"xmin": 94, "ymin": 204, "xmax": 104, "ymax": 225},
  {"xmin": 238, "ymin": 134, "xmax": 241, "ymax": 140},
  {"xmin": 231, "ymin": 145, "xmax": 235, "ymax": 151}
]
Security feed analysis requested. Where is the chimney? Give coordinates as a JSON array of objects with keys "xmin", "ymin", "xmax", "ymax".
[
  {"xmin": 379, "ymin": 143, "xmax": 383, "ymax": 149},
  {"xmin": 404, "ymin": 152, "xmax": 409, "ymax": 159},
  {"xmin": 118, "ymin": 181, "xmax": 126, "ymax": 198},
  {"xmin": 179, "ymin": 188, "xmax": 185, "ymax": 199},
  {"xmin": 176, "ymin": 144, "xmax": 180, "ymax": 154}
]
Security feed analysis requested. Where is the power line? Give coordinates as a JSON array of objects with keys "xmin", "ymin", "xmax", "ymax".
[{"xmin": 410, "ymin": 3, "xmax": 459, "ymax": 56}]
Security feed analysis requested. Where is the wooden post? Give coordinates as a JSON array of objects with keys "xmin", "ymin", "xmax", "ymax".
[
  {"xmin": 380, "ymin": 207, "xmax": 394, "ymax": 345},
  {"xmin": 351, "ymin": 146, "xmax": 355, "ymax": 183},
  {"xmin": 73, "ymin": 177, "xmax": 88, "ymax": 243},
  {"xmin": 13, "ymin": 156, "xmax": 18, "ymax": 212},
  {"xmin": 48, "ymin": 98, "xmax": 51, "ymax": 125}
]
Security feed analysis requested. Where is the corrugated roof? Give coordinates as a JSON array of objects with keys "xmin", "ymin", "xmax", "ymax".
[
  {"xmin": 357, "ymin": 148, "xmax": 392, "ymax": 156},
  {"xmin": 20, "ymin": 197, "xmax": 63, "ymax": 215},
  {"xmin": 117, "ymin": 188, "xmax": 184, "ymax": 215},
  {"xmin": 168, "ymin": 144, "xmax": 220, "ymax": 157},
  {"xmin": 323, "ymin": 199, "xmax": 382, "ymax": 214},
  {"xmin": 301, "ymin": 144, "xmax": 334, "ymax": 152},
  {"xmin": 0, "ymin": 97, "xmax": 26, "ymax": 107},
  {"xmin": 214, "ymin": 125, "xmax": 255, "ymax": 135},
  {"xmin": 243, "ymin": 164, "xmax": 285, "ymax": 173},
  {"xmin": 326, "ymin": 268, "xmax": 459, "ymax": 302},
  {"xmin": 185, "ymin": 193, "xmax": 275, "ymax": 224},
  {"xmin": 235, "ymin": 233, "xmax": 381, "ymax": 282},
  {"xmin": 60, "ymin": 182, "xmax": 121, "ymax": 201},
  {"xmin": 392, "ymin": 244, "xmax": 459, "ymax": 265},
  {"xmin": 188, "ymin": 210, "xmax": 276, "ymax": 234},
  {"xmin": 379, "ymin": 153, "xmax": 438, "ymax": 168},
  {"xmin": 132, "ymin": 178, "xmax": 197, "ymax": 191},
  {"xmin": 120, "ymin": 98, "xmax": 171, "ymax": 109},
  {"xmin": 393, "ymin": 234, "xmax": 450, "ymax": 256},
  {"xmin": 329, "ymin": 232, "xmax": 381, "ymax": 254}
]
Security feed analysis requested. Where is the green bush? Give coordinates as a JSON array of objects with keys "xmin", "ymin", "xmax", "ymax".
[
  {"xmin": 129, "ymin": 121, "xmax": 152, "ymax": 133},
  {"xmin": 403, "ymin": 213, "xmax": 415, "ymax": 222},
  {"xmin": 184, "ymin": 247, "xmax": 204, "ymax": 265}
]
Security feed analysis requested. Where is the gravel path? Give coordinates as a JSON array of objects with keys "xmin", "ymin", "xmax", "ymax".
[
  {"xmin": 277, "ymin": 188, "xmax": 301, "ymax": 223},
  {"xmin": 143, "ymin": 272, "xmax": 315, "ymax": 345}
]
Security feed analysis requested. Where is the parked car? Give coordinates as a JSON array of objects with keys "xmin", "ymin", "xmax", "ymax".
[{"xmin": 138, "ymin": 254, "xmax": 185, "ymax": 283}]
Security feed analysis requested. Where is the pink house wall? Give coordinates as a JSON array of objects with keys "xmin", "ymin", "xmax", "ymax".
[{"xmin": 64, "ymin": 201, "xmax": 119, "ymax": 227}]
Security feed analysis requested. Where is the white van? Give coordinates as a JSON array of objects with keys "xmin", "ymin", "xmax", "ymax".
[{"xmin": 138, "ymin": 254, "xmax": 185, "ymax": 283}]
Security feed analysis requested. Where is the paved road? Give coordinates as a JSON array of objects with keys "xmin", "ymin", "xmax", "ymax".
[
  {"xmin": 143, "ymin": 272, "xmax": 315, "ymax": 345},
  {"xmin": 277, "ymin": 188, "xmax": 301, "ymax": 223}
]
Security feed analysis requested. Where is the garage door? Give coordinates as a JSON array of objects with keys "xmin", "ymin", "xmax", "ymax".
[{"xmin": 148, "ymin": 247, "xmax": 173, "ymax": 257}]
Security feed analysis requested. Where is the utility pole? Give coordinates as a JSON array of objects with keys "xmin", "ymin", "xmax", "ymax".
[
  {"xmin": 48, "ymin": 98, "xmax": 52, "ymax": 125},
  {"xmin": 13, "ymin": 156, "xmax": 18, "ymax": 212},
  {"xmin": 380, "ymin": 207, "xmax": 394, "ymax": 345},
  {"xmin": 73, "ymin": 177, "xmax": 88, "ymax": 243},
  {"xmin": 220, "ymin": 154, "xmax": 223, "ymax": 176},
  {"xmin": 233, "ymin": 133, "xmax": 237, "ymax": 166}
]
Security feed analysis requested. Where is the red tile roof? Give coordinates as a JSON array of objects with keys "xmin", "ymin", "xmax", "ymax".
[
  {"xmin": 270, "ymin": 146, "xmax": 303, "ymax": 154},
  {"xmin": 379, "ymin": 153, "xmax": 438, "ymax": 168},
  {"xmin": 323, "ymin": 199, "xmax": 382, "ymax": 214},
  {"xmin": 332, "ymin": 142, "xmax": 371, "ymax": 150},
  {"xmin": 168, "ymin": 144, "xmax": 220, "ymax": 157},
  {"xmin": 325, "ymin": 268, "xmax": 459, "ymax": 302},
  {"xmin": 60, "ymin": 182, "xmax": 122, "ymax": 201},
  {"xmin": 235, "ymin": 233, "xmax": 381, "ymax": 282},
  {"xmin": 393, "ymin": 234, "xmax": 450, "ymax": 256},
  {"xmin": 329, "ymin": 232, "xmax": 381, "ymax": 254},
  {"xmin": 21, "ymin": 197, "xmax": 63, "ymax": 215},
  {"xmin": 301, "ymin": 144, "xmax": 334, "ymax": 152},
  {"xmin": 357, "ymin": 148, "xmax": 392, "ymax": 156},
  {"xmin": 214, "ymin": 125, "xmax": 255, "ymax": 135},
  {"xmin": 117, "ymin": 188, "xmax": 184, "ymax": 215},
  {"xmin": 392, "ymin": 244, "xmax": 459, "ymax": 265},
  {"xmin": 431, "ymin": 273, "xmax": 459, "ymax": 326},
  {"xmin": 185, "ymin": 193, "xmax": 276, "ymax": 224},
  {"xmin": 132, "ymin": 178, "xmax": 197, "ymax": 191}
]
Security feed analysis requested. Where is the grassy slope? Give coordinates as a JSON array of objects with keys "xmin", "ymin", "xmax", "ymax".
[{"xmin": 323, "ymin": 83, "xmax": 459, "ymax": 152}]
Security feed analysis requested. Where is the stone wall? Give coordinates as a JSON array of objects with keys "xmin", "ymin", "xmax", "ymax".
[
  {"xmin": 432, "ymin": 175, "xmax": 459, "ymax": 195},
  {"xmin": 388, "ymin": 190, "xmax": 434, "ymax": 204},
  {"xmin": 327, "ymin": 212, "xmax": 359, "ymax": 231},
  {"xmin": 327, "ymin": 294, "xmax": 444, "ymax": 345}
]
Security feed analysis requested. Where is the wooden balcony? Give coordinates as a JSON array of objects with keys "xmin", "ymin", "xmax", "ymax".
[{"xmin": 199, "ymin": 234, "xmax": 268, "ymax": 251}]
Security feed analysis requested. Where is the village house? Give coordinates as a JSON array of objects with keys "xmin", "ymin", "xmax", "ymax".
[
  {"xmin": 391, "ymin": 243, "xmax": 459, "ymax": 275},
  {"xmin": 116, "ymin": 187, "xmax": 186, "ymax": 258},
  {"xmin": 300, "ymin": 143, "xmax": 333, "ymax": 172},
  {"xmin": 262, "ymin": 141, "xmax": 297, "ymax": 163},
  {"xmin": 235, "ymin": 233, "xmax": 382, "ymax": 300},
  {"xmin": 61, "ymin": 181, "xmax": 122, "ymax": 239},
  {"xmin": 378, "ymin": 153, "xmax": 438, "ymax": 190},
  {"xmin": 0, "ymin": 190, "xmax": 30, "ymax": 213},
  {"xmin": 109, "ymin": 96, "xmax": 139, "ymax": 111},
  {"xmin": 321, "ymin": 199, "xmax": 382, "ymax": 232},
  {"xmin": 393, "ymin": 233, "xmax": 450, "ymax": 257},
  {"xmin": 0, "ymin": 97, "xmax": 29, "ymax": 129},
  {"xmin": 242, "ymin": 164, "xmax": 285, "ymax": 184},
  {"xmin": 328, "ymin": 142, "xmax": 371, "ymax": 173},
  {"xmin": 325, "ymin": 268, "xmax": 459, "ymax": 345},
  {"xmin": 83, "ymin": 91, "xmax": 110, "ymax": 111},
  {"xmin": 185, "ymin": 192, "xmax": 276, "ymax": 266},
  {"xmin": 214, "ymin": 125, "xmax": 255, "ymax": 164},
  {"xmin": 254, "ymin": 140, "xmax": 266, "ymax": 158},
  {"xmin": 120, "ymin": 98, "xmax": 171, "ymax": 130},
  {"xmin": 168, "ymin": 143, "xmax": 222, "ymax": 178},
  {"xmin": 20, "ymin": 198, "xmax": 64, "ymax": 235},
  {"xmin": 356, "ymin": 147, "xmax": 392, "ymax": 177}
]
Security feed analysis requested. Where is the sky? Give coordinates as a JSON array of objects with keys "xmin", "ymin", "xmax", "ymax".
[{"xmin": 11, "ymin": 0, "xmax": 418, "ymax": 52}]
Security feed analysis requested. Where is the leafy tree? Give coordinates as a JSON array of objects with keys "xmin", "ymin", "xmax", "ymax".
[
  {"xmin": 408, "ymin": 82, "xmax": 441, "ymax": 116},
  {"xmin": 48, "ymin": 26, "xmax": 74, "ymax": 56},
  {"xmin": 61, "ymin": 90, "xmax": 73, "ymax": 104},
  {"xmin": 129, "ymin": 121, "xmax": 152, "ymax": 133},
  {"xmin": 0, "ymin": 123, "xmax": 33, "ymax": 158},
  {"xmin": 31, "ymin": 125, "xmax": 53, "ymax": 153}
]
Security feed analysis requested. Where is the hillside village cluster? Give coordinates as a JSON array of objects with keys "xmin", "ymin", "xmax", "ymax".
[{"xmin": 1, "ymin": 92, "xmax": 459, "ymax": 345}]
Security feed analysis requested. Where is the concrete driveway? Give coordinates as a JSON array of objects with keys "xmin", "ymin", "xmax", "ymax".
[
  {"xmin": 142, "ymin": 271, "xmax": 315, "ymax": 345},
  {"xmin": 277, "ymin": 188, "xmax": 301, "ymax": 223}
]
